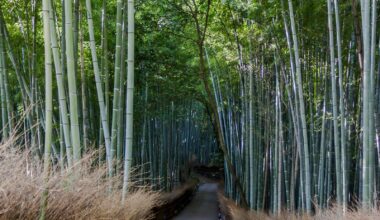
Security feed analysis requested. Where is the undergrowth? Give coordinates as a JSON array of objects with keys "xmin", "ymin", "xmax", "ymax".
[{"xmin": 0, "ymin": 141, "xmax": 160, "ymax": 220}]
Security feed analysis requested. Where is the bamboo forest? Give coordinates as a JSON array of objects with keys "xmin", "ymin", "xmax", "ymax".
[{"xmin": 2, "ymin": 0, "xmax": 380, "ymax": 219}]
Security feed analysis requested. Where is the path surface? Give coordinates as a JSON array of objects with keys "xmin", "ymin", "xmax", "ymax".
[{"xmin": 173, "ymin": 183, "xmax": 219, "ymax": 220}]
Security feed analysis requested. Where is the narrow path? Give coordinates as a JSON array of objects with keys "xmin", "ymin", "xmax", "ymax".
[{"xmin": 173, "ymin": 183, "xmax": 219, "ymax": 220}]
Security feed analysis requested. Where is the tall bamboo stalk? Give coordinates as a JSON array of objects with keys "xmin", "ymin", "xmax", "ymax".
[
  {"xmin": 327, "ymin": 0, "xmax": 342, "ymax": 206},
  {"xmin": 39, "ymin": 0, "xmax": 53, "ymax": 218},
  {"xmin": 368, "ymin": 0, "xmax": 376, "ymax": 204},
  {"xmin": 85, "ymin": 0, "xmax": 112, "ymax": 172},
  {"xmin": 288, "ymin": 0, "xmax": 312, "ymax": 212},
  {"xmin": 248, "ymin": 34, "xmax": 254, "ymax": 209},
  {"xmin": 110, "ymin": 0, "xmax": 124, "ymax": 173},
  {"xmin": 0, "ymin": 20, "xmax": 8, "ymax": 139},
  {"xmin": 49, "ymin": 0, "xmax": 72, "ymax": 167},
  {"xmin": 65, "ymin": 0, "xmax": 81, "ymax": 162},
  {"xmin": 333, "ymin": 0, "xmax": 347, "ymax": 210},
  {"xmin": 361, "ymin": 0, "xmax": 371, "ymax": 208},
  {"xmin": 122, "ymin": 0, "xmax": 135, "ymax": 201},
  {"xmin": 79, "ymin": 10, "xmax": 89, "ymax": 152},
  {"xmin": 101, "ymin": 0, "xmax": 109, "ymax": 127}
]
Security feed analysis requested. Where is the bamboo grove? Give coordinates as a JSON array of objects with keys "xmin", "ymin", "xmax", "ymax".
[
  {"xmin": 204, "ymin": 0, "xmax": 380, "ymax": 214},
  {"xmin": 0, "ymin": 0, "xmax": 218, "ymax": 215},
  {"xmin": 1, "ymin": 0, "xmax": 380, "ymax": 217}
]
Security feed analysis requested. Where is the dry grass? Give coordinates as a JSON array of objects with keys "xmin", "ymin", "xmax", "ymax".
[
  {"xmin": 218, "ymin": 193, "xmax": 380, "ymax": 220},
  {"xmin": 0, "ymin": 143, "xmax": 160, "ymax": 220}
]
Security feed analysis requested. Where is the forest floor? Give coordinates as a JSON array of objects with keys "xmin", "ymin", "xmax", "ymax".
[{"xmin": 172, "ymin": 183, "xmax": 219, "ymax": 220}]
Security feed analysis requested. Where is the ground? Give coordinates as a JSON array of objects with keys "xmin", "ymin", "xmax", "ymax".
[{"xmin": 173, "ymin": 183, "xmax": 219, "ymax": 220}]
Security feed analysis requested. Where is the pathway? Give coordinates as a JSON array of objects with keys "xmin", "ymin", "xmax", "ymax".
[{"xmin": 172, "ymin": 183, "xmax": 219, "ymax": 220}]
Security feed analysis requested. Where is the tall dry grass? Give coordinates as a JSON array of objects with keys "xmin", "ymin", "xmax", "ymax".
[
  {"xmin": 0, "ymin": 142, "xmax": 160, "ymax": 220},
  {"xmin": 218, "ymin": 193, "xmax": 380, "ymax": 220}
]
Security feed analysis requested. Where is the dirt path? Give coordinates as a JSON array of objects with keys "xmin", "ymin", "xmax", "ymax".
[{"xmin": 172, "ymin": 183, "xmax": 219, "ymax": 220}]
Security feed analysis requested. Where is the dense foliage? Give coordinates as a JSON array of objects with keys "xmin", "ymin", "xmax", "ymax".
[{"xmin": 0, "ymin": 0, "xmax": 380, "ymax": 216}]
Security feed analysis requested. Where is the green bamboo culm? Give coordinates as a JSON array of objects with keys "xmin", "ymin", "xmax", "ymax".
[
  {"xmin": 248, "ymin": 36, "xmax": 254, "ymax": 209},
  {"xmin": 39, "ymin": 0, "xmax": 53, "ymax": 218},
  {"xmin": 110, "ymin": 0, "xmax": 124, "ymax": 176},
  {"xmin": 287, "ymin": 0, "xmax": 312, "ymax": 213},
  {"xmin": 327, "ymin": 0, "xmax": 342, "ymax": 207},
  {"xmin": 333, "ymin": 0, "xmax": 347, "ymax": 211},
  {"xmin": 361, "ymin": 0, "xmax": 371, "ymax": 209},
  {"xmin": 122, "ymin": 0, "xmax": 135, "ymax": 202},
  {"xmin": 65, "ymin": 0, "xmax": 81, "ymax": 163},
  {"xmin": 79, "ymin": 10, "xmax": 90, "ymax": 153},
  {"xmin": 117, "ymin": 1, "xmax": 128, "ymax": 165},
  {"xmin": 368, "ymin": 0, "xmax": 377, "ymax": 207},
  {"xmin": 48, "ymin": 0, "xmax": 73, "ymax": 167},
  {"xmin": 85, "ymin": 0, "xmax": 112, "ymax": 173},
  {"xmin": 361, "ymin": 0, "xmax": 376, "ymax": 209},
  {"xmin": 101, "ymin": 0, "xmax": 110, "ymax": 126},
  {"xmin": 0, "ymin": 16, "xmax": 8, "ymax": 140},
  {"xmin": 0, "ymin": 12, "xmax": 12, "ymax": 137}
]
